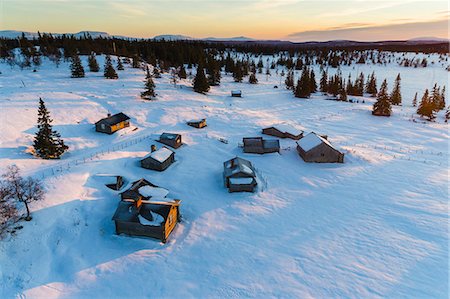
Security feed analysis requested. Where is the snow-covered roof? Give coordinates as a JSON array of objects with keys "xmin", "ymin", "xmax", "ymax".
[
  {"xmin": 298, "ymin": 132, "xmax": 333, "ymax": 152},
  {"xmin": 138, "ymin": 185, "xmax": 169, "ymax": 200},
  {"xmin": 160, "ymin": 133, "xmax": 179, "ymax": 140},
  {"xmin": 144, "ymin": 147, "xmax": 174, "ymax": 163},
  {"xmin": 273, "ymin": 124, "xmax": 303, "ymax": 136},
  {"xmin": 229, "ymin": 177, "xmax": 254, "ymax": 185},
  {"xmin": 231, "ymin": 90, "xmax": 242, "ymax": 94}
]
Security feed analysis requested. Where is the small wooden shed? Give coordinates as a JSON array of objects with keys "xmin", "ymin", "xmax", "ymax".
[
  {"xmin": 187, "ymin": 118, "xmax": 207, "ymax": 129},
  {"xmin": 95, "ymin": 112, "xmax": 130, "ymax": 134},
  {"xmin": 296, "ymin": 132, "xmax": 344, "ymax": 163},
  {"xmin": 243, "ymin": 137, "xmax": 280, "ymax": 154},
  {"xmin": 141, "ymin": 146, "xmax": 175, "ymax": 171},
  {"xmin": 112, "ymin": 198, "xmax": 181, "ymax": 243},
  {"xmin": 231, "ymin": 90, "xmax": 242, "ymax": 97},
  {"xmin": 223, "ymin": 157, "xmax": 257, "ymax": 192},
  {"xmin": 158, "ymin": 133, "xmax": 182, "ymax": 149},
  {"xmin": 262, "ymin": 124, "xmax": 304, "ymax": 140}
]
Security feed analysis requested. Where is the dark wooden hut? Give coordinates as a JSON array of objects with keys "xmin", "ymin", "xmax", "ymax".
[
  {"xmin": 158, "ymin": 133, "xmax": 182, "ymax": 149},
  {"xmin": 231, "ymin": 90, "xmax": 242, "ymax": 97},
  {"xmin": 243, "ymin": 137, "xmax": 280, "ymax": 154},
  {"xmin": 262, "ymin": 124, "xmax": 303, "ymax": 140},
  {"xmin": 112, "ymin": 198, "xmax": 181, "ymax": 243},
  {"xmin": 296, "ymin": 132, "xmax": 344, "ymax": 163},
  {"xmin": 141, "ymin": 146, "xmax": 175, "ymax": 171},
  {"xmin": 223, "ymin": 157, "xmax": 257, "ymax": 192},
  {"xmin": 187, "ymin": 118, "xmax": 207, "ymax": 129},
  {"xmin": 95, "ymin": 112, "xmax": 130, "ymax": 134}
]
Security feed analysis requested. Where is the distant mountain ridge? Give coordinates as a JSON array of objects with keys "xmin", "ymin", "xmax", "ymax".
[{"xmin": 1, "ymin": 30, "xmax": 448, "ymax": 44}]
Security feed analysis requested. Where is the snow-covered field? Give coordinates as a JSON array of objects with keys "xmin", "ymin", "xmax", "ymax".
[{"xmin": 0, "ymin": 54, "xmax": 448, "ymax": 298}]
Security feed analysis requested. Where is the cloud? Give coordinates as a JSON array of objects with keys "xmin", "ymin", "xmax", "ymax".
[
  {"xmin": 316, "ymin": 1, "xmax": 416, "ymax": 18},
  {"xmin": 286, "ymin": 18, "xmax": 449, "ymax": 42}
]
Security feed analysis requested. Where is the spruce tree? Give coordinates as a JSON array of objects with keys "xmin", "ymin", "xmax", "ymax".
[
  {"xmin": 88, "ymin": 53, "xmax": 99, "ymax": 72},
  {"xmin": 193, "ymin": 64, "xmax": 210, "ymax": 93},
  {"xmin": 390, "ymin": 73, "xmax": 402, "ymax": 105},
  {"xmin": 33, "ymin": 98, "xmax": 68, "ymax": 159},
  {"xmin": 309, "ymin": 69, "xmax": 317, "ymax": 93},
  {"xmin": 249, "ymin": 73, "xmax": 258, "ymax": 84},
  {"xmin": 417, "ymin": 89, "xmax": 435, "ymax": 121},
  {"xmin": 320, "ymin": 70, "xmax": 328, "ymax": 93},
  {"xmin": 285, "ymin": 70, "xmax": 294, "ymax": 90},
  {"xmin": 70, "ymin": 53, "xmax": 85, "ymax": 78},
  {"xmin": 141, "ymin": 76, "xmax": 156, "ymax": 100},
  {"xmin": 365, "ymin": 71, "xmax": 377, "ymax": 96},
  {"xmin": 145, "ymin": 65, "xmax": 152, "ymax": 79},
  {"xmin": 445, "ymin": 106, "xmax": 450, "ymax": 122},
  {"xmin": 104, "ymin": 55, "xmax": 118, "ymax": 79},
  {"xmin": 232, "ymin": 63, "xmax": 243, "ymax": 83},
  {"xmin": 430, "ymin": 84, "xmax": 445, "ymax": 111},
  {"xmin": 178, "ymin": 65, "xmax": 187, "ymax": 79},
  {"xmin": 294, "ymin": 69, "xmax": 311, "ymax": 98},
  {"xmin": 372, "ymin": 79, "xmax": 392, "ymax": 116},
  {"xmin": 132, "ymin": 55, "xmax": 140, "ymax": 68},
  {"xmin": 153, "ymin": 67, "xmax": 161, "ymax": 78},
  {"xmin": 339, "ymin": 88, "xmax": 348, "ymax": 102},
  {"xmin": 412, "ymin": 92, "xmax": 418, "ymax": 107},
  {"xmin": 117, "ymin": 57, "xmax": 124, "ymax": 70}
]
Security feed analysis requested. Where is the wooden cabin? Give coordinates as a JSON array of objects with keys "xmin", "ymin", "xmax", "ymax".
[
  {"xmin": 231, "ymin": 90, "xmax": 242, "ymax": 97},
  {"xmin": 141, "ymin": 146, "xmax": 175, "ymax": 171},
  {"xmin": 187, "ymin": 118, "xmax": 207, "ymax": 129},
  {"xmin": 158, "ymin": 133, "xmax": 182, "ymax": 149},
  {"xmin": 95, "ymin": 112, "xmax": 130, "ymax": 134},
  {"xmin": 296, "ymin": 132, "xmax": 344, "ymax": 163},
  {"xmin": 223, "ymin": 157, "xmax": 257, "ymax": 192},
  {"xmin": 243, "ymin": 137, "xmax": 280, "ymax": 154},
  {"xmin": 262, "ymin": 124, "xmax": 304, "ymax": 140},
  {"xmin": 112, "ymin": 198, "xmax": 181, "ymax": 243}
]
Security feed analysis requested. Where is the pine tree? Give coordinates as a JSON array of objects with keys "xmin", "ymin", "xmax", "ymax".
[
  {"xmin": 372, "ymin": 79, "xmax": 392, "ymax": 117},
  {"xmin": 390, "ymin": 73, "xmax": 402, "ymax": 105},
  {"xmin": 145, "ymin": 65, "xmax": 152, "ymax": 79},
  {"xmin": 309, "ymin": 69, "xmax": 317, "ymax": 93},
  {"xmin": 294, "ymin": 69, "xmax": 311, "ymax": 98},
  {"xmin": 178, "ymin": 65, "xmax": 187, "ymax": 79},
  {"xmin": 88, "ymin": 53, "xmax": 99, "ymax": 72},
  {"xmin": 141, "ymin": 76, "xmax": 156, "ymax": 100},
  {"xmin": 430, "ymin": 84, "xmax": 445, "ymax": 111},
  {"xmin": 412, "ymin": 92, "xmax": 418, "ymax": 107},
  {"xmin": 445, "ymin": 106, "xmax": 450, "ymax": 122},
  {"xmin": 193, "ymin": 64, "xmax": 210, "ymax": 93},
  {"xmin": 33, "ymin": 98, "xmax": 68, "ymax": 159},
  {"xmin": 249, "ymin": 73, "xmax": 258, "ymax": 84},
  {"xmin": 354, "ymin": 72, "xmax": 364, "ymax": 96},
  {"xmin": 417, "ymin": 89, "xmax": 435, "ymax": 121},
  {"xmin": 70, "ymin": 53, "xmax": 85, "ymax": 78},
  {"xmin": 132, "ymin": 55, "xmax": 140, "ymax": 68},
  {"xmin": 153, "ymin": 67, "xmax": 161, "ymax": 78},
  {"xmin": 346, "ymin": 74, "xmax": 354, "ymax": 95},
  {"xmin": 104, "ymin": 55, "xmax": 118, "ymax": 79},
  {"xmin": 320, "ymin": 70, "xmax": 328, "ymax": 93},
  {"xmin": 365, "ymin": 71, "xmax": 377, "ymax": 96},
  {"xmin": 285, "ymin": 70, "xmax": 294, "ymax": 90},
  {"xmin": 117, "ymin": 57, "xmax": 124, "ymax": 70},
  {"xmin": 338, "ymin": 88, "xmax": 348, "ymax": 102},
  {"xmin": 232, "ymin": 63, "xmax": 243, "ymax": 83}
]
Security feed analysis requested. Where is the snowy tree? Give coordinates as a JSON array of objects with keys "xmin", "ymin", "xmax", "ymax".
[
  {"xmin": 412, "ymin": 92, "xmax": 418, "ymax": 107},
  {"xmin": 309, "ymin": 69, "xmax": 317, "ymax": 93},
  {"xmin": 33, "ymin": 98, "xmax": 68, "ymax": 159},
  {"xmin": 285, "ymin": 70, "xmax": 294, "ymax": 90},
  {"xmin": 178, "ymin": 65, "xmax": 187, "ymax": 79},
  {"xmin": 152, "ymin": 67, "xmax": 161, "ymax": 78},
  {"xmin": 117, "ymin": 57, "xmax": 124, "ymax": 70},
  {"xmin": 170, "ymin": 68, "xmax": 179, "ymax": 87},
  {"xmin": 104, "ymin": 55, "xmax": 118, "ymax": 79},
  {"xmin": 0, "ymin": 181, "xmax": 18, "ymax": 238},
  {"xmin": 1, "ymin": 165, "xmax": 44, "ymax": 221},
  {"xmin": 445, "ymin": 106, "xmax": 450, "ymax": 122},
  {"xmin": 232, "ymin": 63, "xmax": 243, "ymax": 83},
  {"xmin": 417, "ymin": 89, "xmax": 435, "ymax": 121},
  {"xmin": 193, "ymin": 64, "xmax": 210, "ymax": 93},
  {"xmin": 319, "ymin": 70, "xmax": 328, "ymax": 93},
  {"xmin": 141, "ymin": 76, "xmax": 156, "ymax": 100},
  {"xmin": 88, "ymin": 53, "xmax": 99, "ymax": 72},
  {"xmin": 365, "ymin": 71, "xmax": 377, "ymax": 97},
  {"xmin": 145, "ymin": 65, "xmax": 152, "ymax": 79},
  {"xmin": 390, "ymin": 73, "xmax": 402, "ymax": 105},
  {"xmin": 249, "ymin": 73, "xmax": 258, "ymax": 84},
  {"xmin": 372, "ymin": 79, "xmax": 392, "ymax": 116},
  {"xmin": 70, "ymin": 53, "xmax": 85, "ymax": 78}
]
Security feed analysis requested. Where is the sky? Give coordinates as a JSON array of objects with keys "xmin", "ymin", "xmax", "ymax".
[{"xmin": 0, "ymin": 0, "xmax": 448, "ymax": 41}]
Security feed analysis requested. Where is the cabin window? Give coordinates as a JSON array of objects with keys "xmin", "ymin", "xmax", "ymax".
[
  {"xmin": 321, "ymin": 153, "xmax": 325, "ymax": 157},
  {"xmin": 101, "ymin": 124, "xmax": 106, "ymax": 130}
]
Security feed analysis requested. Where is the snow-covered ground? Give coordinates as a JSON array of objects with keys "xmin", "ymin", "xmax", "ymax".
[{"xmin": 0, "ymin": 54, "xmax": 448, "ymax": 298}]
